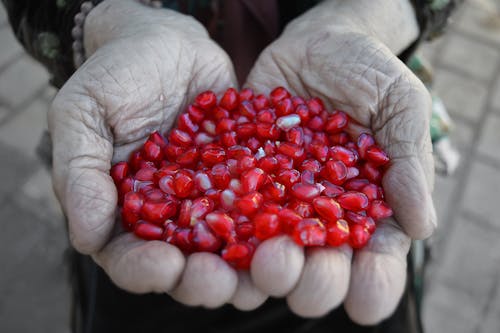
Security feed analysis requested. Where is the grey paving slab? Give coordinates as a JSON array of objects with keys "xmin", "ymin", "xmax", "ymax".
[
  {"xmin": 454, "ymin": 1, "xmax": 500, "ymax": 46},
  {"xmin": 423, "ymin": 281, "xmax": 484, "ymax": 333},
  {"xmin": 0, "ymin": 142, "xmax": 38, "ymax": 203},
  {"xmin": 440, "ymin": 33, "xmax": 500, "ymax": 82},
  {"xmin": 462, "ymin": 160, "xmax": 500, "ymax": 224},
  {"xmin": 0, "ymin": 105, "xmax": 9, "ymax": 122},
  {"xmin": 432, "ymin": 174, "xmax": 458, "ymax": 232},
  {"xmin": 480, "ymin": 278, "xmax": 500, "ymax": 333},
  {"xmin": 449, "ymin": 117, "xmax": 475, "ymax": 149},
  {"xmin": 0, "ymin": 26, "xmax": 23, "ymax": 69},
  {"xmin": 432, "ymin": 67, "xmax": 488, "ymax": 122},
  {"xmin": 0, "ymin": 97, "xmax": 48, "ymax": 159},
  {"xmin": 492, "ymin": 75, "xmax": 500, "ymax": 111},
  {"xmin": 478, "ymin": 112, "xmax": 500, "ymax": 163},
  {"xmin": 0, "ymin": 56, "xmax": 49, "ymax": 108},
  {"xmin": 0, "ymin": 201, "xmax": 69, "ymax": 333}
]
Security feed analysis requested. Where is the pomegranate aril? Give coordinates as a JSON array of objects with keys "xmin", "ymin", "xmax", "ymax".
[
  {"xmin": 270, "ymin": 86, "xmax": 291, "ymax": 105},
  {"xmin": 278, "ymin": 208, "xmax": 303, "ymax": 234},
  {"xmin": 309, "ymin": 142, "xmax": 329, "ymax": 162},
  {"xmin": 275, "ymin": 98, "xmax": 293, "ymax": 117},
  {"xmin": 344, "ymin": 178, "xmax": 370, "ymax": 191},
  {"xmin": 216, "ymin": 118, "xmax": 236, "ymax": 134},
  {"xmin": 257, "ymin": 109, "xmax": 276, "ymax": 123},
  {"xmin": 195, "ymin": 91, "xmax": 217, "ymax": 110},
  {"xmin": 222, "ymin": 242, "xmax": 254, "ymax": 269},
  {"xmin": 254, "ymin": 213, "xmax": 281, "ymax": 240},
  {"xmin": 291, "ymin": 183, "xmax": 321, "ymax": 202},
  {"xmin": 326, "ymin": 219, "xmax": 350, "ymax": 246},
  {"xmin": 158, "ymin": 175, "xmax": 176, "ymax": 194},
  {"xmin": 141, "ymin": 199, "xmax": 177, "ymax": 224},
  {"xmin": 277, "ymin": 169, "xmax": 301, "ymax": 188},
  {"xmin": 201, "ymin": 147, "xmax": 226, "ymax": 166},
  {"xmin": 337, "ymin": 191, "xmax": 369, "ymax": 211},
  {"xmin": 292, "ymin": 218, "xmax": 326, "ymax": 246},
  {"xmin": 313, "ymin": 196, "xmax": 343, "ymax": 222},
  {"xmin": 301, "ymin": 170, "xmax": 315, "ymax": 185},
  {"xmin": 177, "ymin": 199, "xmax": 192, "ymax": 227},
  {"xmin": 206, "ymin": 212, "xmax": 234, "ymax": 239},
  {"xmin": 330, "ymin": 146, "xmax": 358, "ymax": 166},
  {"xmin": 173, "ymin": 228, "xmax": 194, "ymax": 252},
  {"xmin": 325, "ymin": 111, "xmax": 348, "ymax": 133},
  {"xmin": 275, "ymin": 154, "xmax": 294, "ymax": 170},
  {"xmin": 323, "ymin": 160, "xmax": 347, "ymax": 185},
  {"xmin": 307, "ymin": 116, "xmax": 324, "ymax": 131},
  {"xmin": 253, "ymin": 94, "xmax": 270, "ymax": 110},
  {"xmin": 357, "ymin": 133, "xmax": 375, "ymax": 159},
  {"xmin": 236, "ymin": 122, "xmax": 256, "ymax": 140},
  {"xmin": 321, "ymin": 180, "xmax": 345, "ymax": 197},
  {"xmin": 346, "ymin": 167, "xmax": 360, "ymax": 179},
  {"xmin": 239, "ymin": 88, "xmax": 254, "ymax": 101},
  {"xmin": 213, "ymin": 106, "xmax": 230, "ymax": 121},
  {"xmin": 221, "ymin": 131, "xmax": 238, "ymax": 147},
  {"xmin": 178, "ymin": 113, "xmax": 199, "ymax": 135},
  {"xmin": 287, "ymin": 200, "xmax": 314, "ymax": 218},
  {"xmin": 295, "ymin": 104, "xmax": 310, "ymax": 123},
  {"xmin": 134, "ymin": 222, "xmax": 164, "ymax": 240},
  {"xmin": 192, "ymin": 221, "xmax": 221, "ymax": 252},
  {"xmin": 329, "ymin": 132, "xmax": 349, "ymax": 145},
  {"xmin": 110, "ymin": 162, "xmax": 129, "ymax": 184},
  {"xmin": 362, "ymin": 184, "xmax": 382, "ymax": 201},
  {"xmin": 187, "ymin": 105, "xmax": 205, "ymax": 123},
  {"xmin": 241, "ymin": 168, "xmax": 266, "ymax": 193},
  {"xmin": 262, "ymin": 182, "xmax": 286, "ymax": 202},
  {"xmin": 163, "ymin": 144, "xmax": 185, "ymax": 162},
  {"xmin": 118, "ymin": 176, "xmax": 134, "ymax": 200},
  {"xmin": 291, "ymin": 96, "xmax": 305, "ymax": 107},
  {"xmin": 235, "ymin": 192, "xmax": 263, "ymax": 216},
  {"xmin": 219, "ymin": 88, "xmax": 239, "ymax": 111},
  {"xmin": 176, "ymin": 147, "xmax": 199, "ymax": 167},
  {"xmin": 307, "ymin": 98, "xmax": 324, "ymax": 115},
  {"xmin": 368, "ymin": 200, "xmax": 393, "ymax": 221},
  {"xmin": 129, "ymin": 150, "xmax": 144, "ymax": 172},
  {"xmin": 286, "ymin": 127, "xmax": 304, "ymax": 145},
  {"xmin": 211, "ymin": 164, "xmax": 231, "ymax": 189},
  {"xmin": 277, "ymin": 142, "xmax": 304, "ymax": 159},
  {"xmin": 366, "ymin": 146, "xmax": 390, "ymax": 166},
  {"xmin": 236, "ymin": 222, "xmax": 254, "ymax": 240},
  {"xmin": 135, "ymin": 167, "xmax": 156, "ymax": 181},
  {"xmin": 238, "ymin": 100, "xmax": 256, "ymax": 119},
  {"xmin": 169, "ymin": 129, "xmax": 193, "ymax": 147},
  {"xmin": 349, "ymin": 224, "xmax": 371, "ymax": 249},
  {"xmin": 143, "ymin": 141, "xmax": 163, "ymax": 162},
  {"xmin": 257, "ymin": 156, "xmax": 279, "ymax": 174},
  {"xmin": 361, "ymin": 162, "xmax": 382, "ymax": 184},
  {"xmin": 174, "ymin": 171, "xmax": 194, "ymax": 198}
]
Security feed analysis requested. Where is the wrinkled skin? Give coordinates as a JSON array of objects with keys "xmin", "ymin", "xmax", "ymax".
[
  {"xmin": 244, "ymin": 19, "xmax": 436, "ymax": 324},
  {"xmin": 48, "ymin": 0, "xmax": 435, "ymax": 326}
]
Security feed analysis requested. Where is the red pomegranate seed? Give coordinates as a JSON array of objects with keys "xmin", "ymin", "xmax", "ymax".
[
  {"xmin": 219, "ymin": 88, "xmax": 239, "ymax": 111},
  {"xmin": 110, "ymin": 162, "xmax": 129, "ymax": 184},
  {"xmin": 307, "ymin": 98, "xmax": 324, "ymax": 115},
  {"xmin": 262, "ymin": 182, "xmax": 286, "ymax": 202},
  {"xmin": 129, "ymin": 150, "xmax": 143, "ymax": 172},
  {"xmin": 236, "ymin": 122, "xmax": 257, "ymax": 139},
  {"xmin": 362, "ymin": 184, "xmax": 382, "ymax": 201},
  {"xmin": 292, "ymin": 218, "xmax": 326, "ymax": 246},
  {"xmin": 142, "ymin": 141, "xmax": 163, "ymax": 162},
  {"xmin": 307, "ymin": 116, "xmax": 325, "ymax": 131},
  {"xmin": 238, "ymin": 100, "xmax": 257, "ymax": 119},
  {"xmin": 270, "ymin": 87, "xmax": 291, "ymax": 105},
  {"xmin": 236, "ymin": 222, "xmax": 254, "ymax": 240},
  {"xmin": 256, "ymin": 109, "xmax": 276, "ymax": 123},
  {"xmin": 309, "ymin": 142, "xmax": 329, "ymax": 162},
  {"xmin": 366, "ymin": 146, "xmax": 390, "ymax": 166},
  {"xmin": 346, "ymin": 167, "xmax": 360, "ymax": 179},
  {"xmin": 211, "ymin": 164, "xmax": 231, "ymax": 189},
  {"xmin": 287, "ymin": 200, "xmax": 314, "ymax": 218},
  {"xmin": 295, "ymin": 104, "xmax": 310, "ymax": 123},
  {"xmin": 276, "ymin": 169, "xmax": 301, "ymax": 188},
  {"xmin": 325, "ymin": 111, "xmax": 348, "ymax": 133},
  {"xmin": 357, "ymin": 133, "xmax": 375, "ymax": 159},
  {"xmin": 216, "ymin": 118, "xmax": 236, "ymax": 134},
  {"xmin": 177, "ymin": 199, "xmax": 192, "ymax": 227},
  {"xmin": 329, "ymin": 132, "xmax": 349, "ymax": 145},
  {"xmin": 368, "ymin": 200, "xmax": 393, "ymax": 221},
  {"xmin": 253, "ymin": 94, "xmax": 270, "ymax": 110},
  {"xmin": 254, "ymin": 213, "xmax": 281, "ymax": 240},
  {"xmin": 169, "ymin": 129, "xmax": 193, "ymax": 147},
  {"xmin": 221, "ymin": 131, "xmax": 238, "ymax": 147},
  {"xmin": 163, "ymin": 144, "xmax": 185, "ymax": 161},
  {"xmin": 330, "ymin": 146, "xmax": 358, "ymax": 166},
  {"xmin": 312, "ymin": 196, "xmax": 344, "ymax": 222},
  {"xmin": 201, "ymin": 147, "xmax": 226, "ymax": 166},
  {"xmin": 134, "ymin": 222, "xmax": 164, "ymax": 240},
  {"xmin": 205, "ymin": 212, "xmax": 234, "ymax": 240},
  {"xmin": 257, "ymin": 156, "xmax": 279, "ymax": 174},
  {"xmin": 178, "ymin": 113, "xmax": 199, "ymax": 135},
  {"xmin": 187, "ymin": 105, "xmax": 205, "ymax": 123},
  {"xmin": 323, "ymin": 160, "xmax": 347, "ymax": 185},
  {"xmin": 321, "ymin": 180, "xmax": 345, "ymax": 197},
  {"xmin": 326, "ymin": 219, "xmax": 350, "ymax": 246},
  {"xmin": 277, "ymin": 142, "xmax": 304, "ymax": 159},
  {"xmin": 291, "ymin": 183, "xmax": 321, "ymax": 202},
  {"xmin": 141, "ymin": 199, "xmax": 177, "ymax": 224},
  {"xmin": 337, "ymin": 192, "xmax": 369, "ymax": 211},
  {"xmin": 195, "ymin": 91, "xmax": 217, "ymax": 110},
  {"xmin": 213, "ymin": 106, "xmax": 230, "ymax": 121},
  {"xmin": 135, "ymin": 167, "xmax": 156, "ymax": 181},
  {"xmin": 192, "ymin": 221, "xmax": 221, "ymax": 252},
  {"xmin": 344, "ymin": 178, "xmax": 370, "ymax": 191},
  {"xmin": 235, "ymin": 192, "xmax": 263, "ymax": 216},
  {"xmin": 241, "ymin": 168, "xmax": 266, "ymax": 193},
  {"xmin": 361, "ymin": 162, "xmax": 382, "ymax": 184},
  {"xmin": 174, "ymin": 171, "xmax": 194, "ymax": 198},
  {"xmin": 158, "ymin": 175, "xmax": 176, "ymax": 194},
  {"xmin": 222, "ymin": 242, "xmax": 254, "ymax": 269},
  {"xmin": 275, "ymin": 98, "xmax": 293, "ymax": 117},
  {"xmin": 176, "ymin": 147, "xmax": 199, "ymax": 167},
  {"xmin": 278, "ymin": 208, "xmax": 303, "ymax": 234},
  {"xmin": 291, "ymin": 96, "xmax": 305, "ymax": 107},
  {"xmin": 239, "ymin": 88, "xmax": 254, "ymax": 101},
  {"xmin": 173, "ymin": 228, "xmax": 194, "ymax": 252},
  {"xmin": 301, "ymin": 170, "xmax": 315, "ymax": 185},
  {"xmin": 275, "ymin": 154, "xmax": 294, "ymax": 170},
  {"xmin": 349, "ymin": 224, "xmax": 371, "ymax": 249}
]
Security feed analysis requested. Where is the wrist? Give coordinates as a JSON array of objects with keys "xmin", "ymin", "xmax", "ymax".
[
  {"xmin": 284, "ymin": 0, "xmax": 419, "ymax": 55},
  {"xmin": 83, "ymin": 0, "xmax": 209, "ymax": 57}
]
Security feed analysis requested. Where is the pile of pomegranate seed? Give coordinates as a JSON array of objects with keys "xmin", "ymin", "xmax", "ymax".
[{"xmin": 110, "ymin": 87, "xmax": 393, "ymax": 269}]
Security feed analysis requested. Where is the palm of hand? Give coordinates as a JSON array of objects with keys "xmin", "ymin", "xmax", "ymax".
[{"xmin": 244, "ymin": 31, "xmax": 436, "ymax": 323}]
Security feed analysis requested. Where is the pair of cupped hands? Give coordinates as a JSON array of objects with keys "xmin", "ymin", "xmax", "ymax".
[{"xmin": 49, "ymin": 0, "xmax": 435, "ymax": 325}]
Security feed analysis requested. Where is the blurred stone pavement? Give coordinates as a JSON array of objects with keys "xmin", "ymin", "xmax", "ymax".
[{"xmin": 0, "ymin": 1, "xmax": 500, "ymax": 332}]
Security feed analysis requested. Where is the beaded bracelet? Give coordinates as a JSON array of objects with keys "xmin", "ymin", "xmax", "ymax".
[{"xmin": 71, "ymin": 0, "xmax": 162, "ymax": 68}]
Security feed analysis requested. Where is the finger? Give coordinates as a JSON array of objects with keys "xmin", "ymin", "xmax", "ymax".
[
  {"xmin": 230, "ymin": 271, "xmax": 268, "ymax": 311},
  {"xmin": 250, "ymin": 235, "xmax": 305, "ymax": 297},
  {"xmin": 344, "ymin": 219, "xmax": 410, "ymax": 325},
  {"xmin": 93, "ymin": 233, "xmax": 185, "ymax": 293},
  {"xmin": 49, "ymin": 94, "xmax": 116, "ymax": 254},
  {"xmin": 170, "ymin": 252, "xmax": 238, "ymax": 308},
  {"xmin": 287, "ymin": 245, "xmax": 352, "ymax": 318},
  {"xmin": 374, "ymin": 75, "xmax": 436, "ymax": 239}
]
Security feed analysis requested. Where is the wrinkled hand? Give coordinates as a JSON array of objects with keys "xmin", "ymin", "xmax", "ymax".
[
  {"xmin": 48, "ymin": 0, "xmax": 258, "ymax": 308},
  {"xmin": 243, "ymin": 6, "xmax": 436, "ymax": 325}
]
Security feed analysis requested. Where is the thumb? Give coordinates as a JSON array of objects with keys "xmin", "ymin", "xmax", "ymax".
[{"xmin": 49, "ymin": 87, "xmax": 116, "ymax": 255}]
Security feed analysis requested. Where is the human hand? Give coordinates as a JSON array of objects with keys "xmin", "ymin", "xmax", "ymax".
[
  {"xmin": 48, "ymin": 0, "xmax": 265, "ymax": 309},
  {"xmin": 243, "ymin": 0, "xmax": 436, "ymax": 324}
]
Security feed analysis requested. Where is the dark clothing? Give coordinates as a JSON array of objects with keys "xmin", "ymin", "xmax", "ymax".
[{"xmin": 2, "ymin": 0, "xmax": 461, "ymax": 86}]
